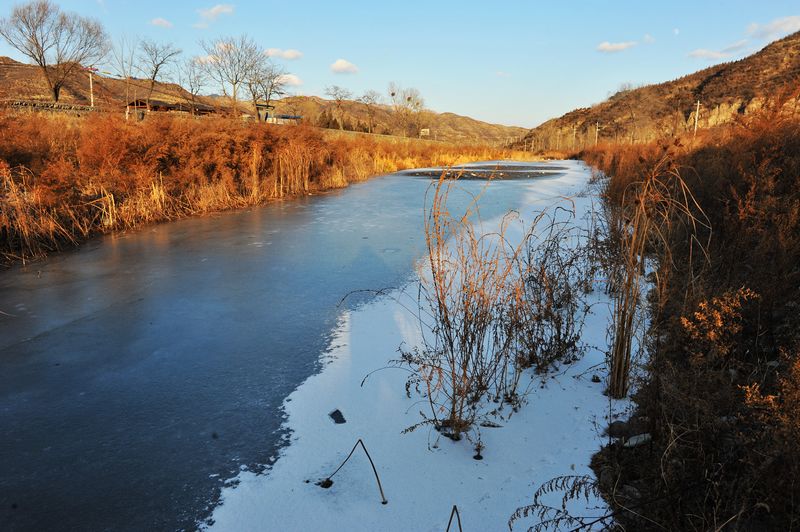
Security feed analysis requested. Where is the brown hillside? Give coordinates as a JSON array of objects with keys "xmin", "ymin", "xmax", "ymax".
[
  {"xmin": 0, "ymin": 56, "xmax": 218, "ymax": 111},
  {"xmin": 0, "ymin": 57, "xmax": 525, "ymax": 144},
  {"xmin": 265, "ymin": 96, "xmax": 527, "ymax": 145},
  {"xmin": 521, "ymin": 30, "xmax": 800, "ymax": 150}
]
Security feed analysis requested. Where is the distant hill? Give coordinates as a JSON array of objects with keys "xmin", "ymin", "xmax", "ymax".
[
  {"xmin": 265, "ymin": 95, "xmax": 527, "ymax": 145},
  {"xmin": 0, "ymin": 56, "xmax": 215, "ymax": 109},
  {"xmin": 0, "ymin": 56, "xmax": 525, "ymax": 145},
  {"xmin": 520, "ymin": 31, "xmax": 800, "ymax": 150}
]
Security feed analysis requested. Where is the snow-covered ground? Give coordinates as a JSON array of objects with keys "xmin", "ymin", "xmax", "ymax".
[{"xmin": 205, "ymin": 161, "xmax": 629, "ymax": 531}]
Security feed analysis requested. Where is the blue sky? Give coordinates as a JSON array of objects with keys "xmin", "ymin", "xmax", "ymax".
[{"xmin": 1, "ymin": 1, "xmax": 799, "ymax": 127}]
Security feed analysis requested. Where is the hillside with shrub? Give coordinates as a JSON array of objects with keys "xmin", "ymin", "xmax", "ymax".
[
  {"xmin": 267, "ymin": 95, "xmax": 527, "ymax": 144},
  {"xmin": 519, "ymin": 30, "xmax": 800, "ymax": 150},
  {"xmin": 577, "ymin": 81, "xmax": 800, "ymax": 531},
  {"xmin": 0, "ymin": 56, "xmax": 526, "ymax": 144}
]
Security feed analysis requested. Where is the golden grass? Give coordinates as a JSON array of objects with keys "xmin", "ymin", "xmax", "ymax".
[{"xmin": 0, "ymin": 111, "xmax": 536, "ymax": 264}]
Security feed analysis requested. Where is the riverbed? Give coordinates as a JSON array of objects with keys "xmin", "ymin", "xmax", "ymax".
[{"xmin": 0, "ymin": 161, "xmax": 577, "ymax": 531}]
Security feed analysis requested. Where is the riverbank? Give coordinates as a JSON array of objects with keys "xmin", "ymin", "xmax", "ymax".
[
  {"xmin": 578, "ymin": 107, "xmax": 800, "ymax": 529},
  {"xmin": 1, "ymin": 163, "xmax": 568, "ymax": 531},
  {"xmin": 204, "ymin": 161, "xmax": 626, "ymax": 531},
  {"xmin": 0, "ymin": 112, "xmax": 533, "ymax": 265}
]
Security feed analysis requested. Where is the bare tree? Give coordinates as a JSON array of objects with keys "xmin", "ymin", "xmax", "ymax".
[
  {"xmin": 138, "ymin": 39, "xmax": 181, "ymax": 109},
  {"xmin": 246, "ymin": 55, "xmax": 288, "ymax": 121},
  {"xmin": 388, "ymin": 82, "xmax": 425, "ymax": 136},
  {"xmin": 178, "ymin": 56, "xmax": 208, "ymax": 115},
  {"xmin": 0, "ymin": 0, "xmax": 109, "ymax": 102},
  {"xmin": 357, "ymin": 90, "xmax": 381, "ymax": 134},
  {"xmin": 200, "ymin": 35, "xmax": 262, "ymax": 116},
  {"xmin": 324, "ymin": 85, "xmax": 352, "ymax": 130},
  {"xmin": 110, "ymin": 36, "xmax": 138, "ymax": 118}
]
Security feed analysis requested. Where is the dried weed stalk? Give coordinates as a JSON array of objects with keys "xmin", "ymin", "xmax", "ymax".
[
  {"xmin": 606, "ymin": 146, "xmax": 710, "ymax": 398},
  {"xmin": 401, "ymin": 172, "xmax": 591, "ymax": 441}
]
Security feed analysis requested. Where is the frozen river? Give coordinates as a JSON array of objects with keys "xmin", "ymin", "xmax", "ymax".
[{"xmin": 0, "ymin": 162, "xmax": 563, "ymax": 531}]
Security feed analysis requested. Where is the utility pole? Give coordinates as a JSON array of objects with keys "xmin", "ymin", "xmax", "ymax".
[
  {"xmin": 693, "ymin": 100, "xmax": 701, "ymax": 138},
  {"xmin": 83, "ymin": 66, "xmax": 97, "ymax": 108},
  {"xmin": 595, "ymin": 121, "xmax": 604, "ymax": 145}
]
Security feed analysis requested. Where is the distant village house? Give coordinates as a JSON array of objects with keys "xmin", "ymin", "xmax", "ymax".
[{"xmin": 126, "ymin": 99, "xmax": 216, "ymax": 119}]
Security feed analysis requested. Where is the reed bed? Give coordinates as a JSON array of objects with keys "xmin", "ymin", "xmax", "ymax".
[{"xmin": 0, "ymin": 111, "xmax": 533, "ymax": 265}]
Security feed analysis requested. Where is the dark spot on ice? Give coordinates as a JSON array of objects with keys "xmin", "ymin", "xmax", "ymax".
[
  {"xmin": 591, "ymin": 374, "xmax": 601, "ymax": 383},
  {"xmin": 329, "ymin": 409, "xmax": 346, "ymax": 424},
  {"xmin": 473, "ymin": 453, "xmax": 484, "ymax": 460},
  {"xmin": 211, "ymin": 432, "xmax": 219, "ymax": 439},
  {"xmin": 11, "ymin": 503, "xmax": 18, "ymax": 510},
  {"xmin": 316, "ymin": 478, "xmax": 333, "ymax": 488}
]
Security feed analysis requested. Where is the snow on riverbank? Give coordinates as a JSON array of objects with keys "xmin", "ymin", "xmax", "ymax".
[{"xmin": 205, "ymin": 161, "xmax": 629, "ymax": 531}]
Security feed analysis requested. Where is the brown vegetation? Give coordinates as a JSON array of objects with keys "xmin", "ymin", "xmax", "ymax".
[
  {"xmin": 581, "ymin": 91, "xmax": 800, "ymax": 529},
  {"xmin": 0, "ymin": 57, "xmax": 527, "ymax": 144},
  {"xmin": 0, "ymin": 111, "xmax": 531, "ymax": 265},
  {"xmin": 520, "ymin": 30, "xmax": 800, "ymax": 152},
  {"xmin": 400, "ymin": 174, "xmax": 589, "ymax": 443}
]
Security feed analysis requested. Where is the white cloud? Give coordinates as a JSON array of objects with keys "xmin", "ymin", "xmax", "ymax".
[
  {"xmin": 265, "ymin": 48, "xmax": 303, "ymax": 60},
  {"xmin": 330, "ymin": 58, "xmax": 358, "ymax": 74},
  {"xmin": 150, "ymin": 18, "xmax": 173, "ymax": 28},
  {"xmin": 194, "ymin": 4, "xmax": 234, "ymax": 28},
  {"xmin": 196, "ymin": 55, "xmax": 217, "ymax": 65},
  {"xmin": 689, "ymin": 39, "xmax": 751, "ymax": 60},
  {"xmin": 596, "ymin": 41, "xmax": 637, "ymax": 53},
  {"xmin": 277, "ymin": 73, "xmax": 303, "ymax": 86},
  {"xmin": 688, "ymin": 48, "xmax": 731, "ymax": 60},
  {"xmin": 199, "ymin": 4, "xmax": 234, "ymax": 20},
  {"xmin": 673, "ymin": 28, "xmax": 680, "ymax": 35},
  {"xmin": 215, "ymin": 41, "xmax": 233, "ymax": 53},
  {"xmin": 721, "ymin": 39, "xmax": 749, "ymax": 53},
  {"xmin": 747, "ymin": 15, "xmax": 800, "ymax": 41},
  {"xmin": 643, "ymin": 33, "xmax": 655, "ymax": 44}
]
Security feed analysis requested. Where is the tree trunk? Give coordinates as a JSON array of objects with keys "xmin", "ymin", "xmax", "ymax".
[
  {"xmin": 147, "ymin": 79, "xmax": 156, "ymax": 111},
  {"xmin": 231, "ymin": 84, "xmax": 238, "ymax": 116},
  {"xmin": 251, "ymin": 97, "xmax": 260, "ymax": 121},
  {"xmin": 264, "ymin": 95, "xmax": 272, "ymax": 123}
]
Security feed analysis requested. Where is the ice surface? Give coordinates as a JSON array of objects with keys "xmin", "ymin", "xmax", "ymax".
[{"xmin": 206, "ymin": 161, "xmax": 629, "ymax": 531}]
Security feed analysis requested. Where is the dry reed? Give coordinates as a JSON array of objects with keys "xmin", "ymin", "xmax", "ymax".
[
  {"xmin": 0, "ymin": 111, "xmax": 534, "ymax": 264},
  {"xmin": 401, "ymin": 172, "xmax": 590, "ymax": 441}
]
